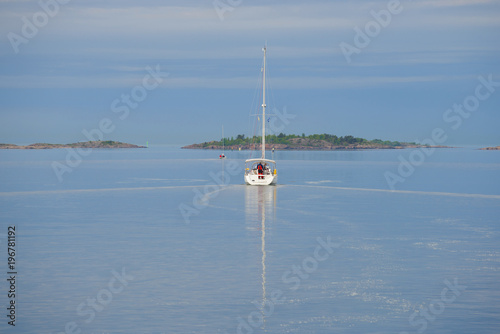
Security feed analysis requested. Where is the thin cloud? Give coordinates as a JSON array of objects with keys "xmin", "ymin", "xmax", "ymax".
[
  {"xmin": 0, "ymin": 73, "xmax": 470, "ymax": 89},
  {"xmin": 415, "ymin": 0, "xmax": 498, "ymax": 7}
]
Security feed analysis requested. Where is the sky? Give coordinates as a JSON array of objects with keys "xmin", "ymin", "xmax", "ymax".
[{"xmin": 0, "ymin": 0, "xmax": 499, "ymax": 146}]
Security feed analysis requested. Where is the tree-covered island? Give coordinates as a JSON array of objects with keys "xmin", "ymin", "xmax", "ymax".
[
  {"xmin": 0, "ymin": 141, "xmax": 146, "ymax": 149},
  {"xmin": 182, "ymin": 133, "xmax": 450, "ymax": 150}
]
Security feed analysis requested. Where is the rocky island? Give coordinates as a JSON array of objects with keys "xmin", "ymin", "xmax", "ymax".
[
  {"xmin": 479, "ymin": 146, "xmax": 500, "ymax": 150},
  {"xmin": 183, "ymin": 133, "xmax": 451, "ymax": 151},
  {"xmin": 0, "ymin": 140, "xmax": 146, "ymax": 149}
]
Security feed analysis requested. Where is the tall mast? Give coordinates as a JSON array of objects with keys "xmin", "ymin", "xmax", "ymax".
[{"xmin": 261, "ymin": 46, "xmax": 266, "ymax": 160}]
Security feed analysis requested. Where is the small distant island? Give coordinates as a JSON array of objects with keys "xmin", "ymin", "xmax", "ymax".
[
  {"xmin": 183, "ymin": 133, "xmax": 451, "ymax": 151},
  {"xmin": 479, "ymin": 146, "xmax": 500, "ymax": 150},
  {"xmin": 0, "ymin": 140, "xmax": 146, "ymax": 149}
]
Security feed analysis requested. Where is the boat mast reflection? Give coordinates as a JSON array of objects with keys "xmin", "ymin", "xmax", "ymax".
[{"xmin": 245, "ymin": 185, "xmax": 277, "ymax": 331}]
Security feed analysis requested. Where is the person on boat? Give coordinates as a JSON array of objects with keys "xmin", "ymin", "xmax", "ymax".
[{"xmin": 257, "ymin": 162, "xmax": 264, "ymax": 179}]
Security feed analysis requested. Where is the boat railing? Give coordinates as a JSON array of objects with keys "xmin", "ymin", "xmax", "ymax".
[{"xmin": 246, "ymin": 168, "xmax": 273, "ymax": 176}]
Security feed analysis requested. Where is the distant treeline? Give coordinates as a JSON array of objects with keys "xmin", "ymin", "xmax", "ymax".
[{"xmin": 202, "ymin": 133, "xmax": 415, "ymax": 148}]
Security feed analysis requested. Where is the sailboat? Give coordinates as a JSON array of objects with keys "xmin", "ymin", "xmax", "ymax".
[
  {"xmin": 244, "ymin": 46, "xmax": 277, "ymax": 186},
  {"xmin": 219, "ymin": 125, "xmax": 226, "ymax": 159}
]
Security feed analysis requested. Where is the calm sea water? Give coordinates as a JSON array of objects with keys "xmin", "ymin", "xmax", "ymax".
[{"xmin": 0, "ymin": 146, "xmax": 499, "ymax": 333}]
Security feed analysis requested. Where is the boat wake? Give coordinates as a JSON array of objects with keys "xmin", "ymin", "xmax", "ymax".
[{"xmin": 287, "ymin": 184, "xmax": 500, "ymax": 199}]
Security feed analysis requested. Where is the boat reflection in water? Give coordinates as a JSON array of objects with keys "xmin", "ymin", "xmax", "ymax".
[{"xmin": 245, "ymin": 185, "xmax": 277, "ymax": 331}]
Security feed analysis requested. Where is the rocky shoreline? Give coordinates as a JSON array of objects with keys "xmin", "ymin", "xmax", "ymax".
[
  {"xmin": 0, "ymin": 141, "xmax": 146, "ymax": 149},
  {"xmin": 182, "ymin": 142, "xmax": 451, "ymax": 151}
]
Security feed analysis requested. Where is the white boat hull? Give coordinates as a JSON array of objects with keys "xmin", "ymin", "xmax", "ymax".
[{"xmin": 244, "ymin": 174, "xmax": 277, "ymax": 186}]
